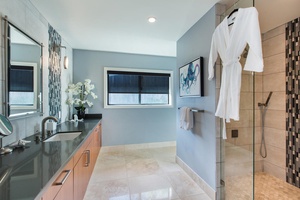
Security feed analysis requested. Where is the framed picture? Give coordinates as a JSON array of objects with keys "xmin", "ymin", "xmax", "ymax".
[{"xmin": 179, "ymin": 57, "xmax": 204, "ymax": 97}]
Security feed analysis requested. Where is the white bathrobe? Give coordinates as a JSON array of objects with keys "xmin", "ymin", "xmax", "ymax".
[{"xmin": 208, "ymin": 7, "xmax": 264, "ymax": 139}]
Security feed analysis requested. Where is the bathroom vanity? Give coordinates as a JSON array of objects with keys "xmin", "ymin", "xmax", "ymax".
[{"xmin": 0, "ymin": 118, "xmax": 102, "ymax": 200}]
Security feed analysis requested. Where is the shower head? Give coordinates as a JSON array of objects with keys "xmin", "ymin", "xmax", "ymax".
[
  {"xmin": 265, "ymin": 92, "xmax": 273, "ymax": 106},
  {"xmin": 258, "ymin": 91, "xmax": 273, "ymax": 107}
]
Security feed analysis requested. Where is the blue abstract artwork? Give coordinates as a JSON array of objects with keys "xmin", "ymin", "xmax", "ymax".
[{"xmin": 179, "ymin": 57, "xmax": 203, "ymax": 97}]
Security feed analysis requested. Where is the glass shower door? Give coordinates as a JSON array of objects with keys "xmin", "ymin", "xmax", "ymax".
[{"xmin": 218, "ymin": 0, "xmax": 255, "ymax": 199}]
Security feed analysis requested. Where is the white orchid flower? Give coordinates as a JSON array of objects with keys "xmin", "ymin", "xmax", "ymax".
[
  {"xmin": 66, "ymin": 80, "xmax": 97, "ymax": 108},
  {"xmin": 86, "ymin": 101, "xmax": 93, "ymax": 107},
  {"xmin": 91, "ymin": 92, "xmax": 98, "ymax": 99}
]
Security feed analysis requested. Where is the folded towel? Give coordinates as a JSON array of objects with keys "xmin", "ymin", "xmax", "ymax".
[
  {"xmin": 185, "ymin": 107, "xmax": 194, "ymax": 130},
  {"xmin": 180, "ymin": 107, "xmax": 194, "ymax": 130}
]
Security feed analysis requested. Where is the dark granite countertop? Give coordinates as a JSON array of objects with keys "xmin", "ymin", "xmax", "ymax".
[{"xmin": 0, "ymin": 117, "xmax": 101, "ymax": 200}]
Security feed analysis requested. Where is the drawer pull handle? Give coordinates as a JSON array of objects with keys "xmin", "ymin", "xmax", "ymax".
[
  {"xmin": 54, "ymin": 170, "xmax": 71, "ymax": 185},
  {"xmin": 84, "ymin": 150, "xmax": 90, "ymax": 167}
]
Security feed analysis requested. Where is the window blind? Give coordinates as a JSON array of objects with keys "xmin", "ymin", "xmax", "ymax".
[{"xmin": 9, "ymin": 65, "xmax": 34, "ymax": 92}]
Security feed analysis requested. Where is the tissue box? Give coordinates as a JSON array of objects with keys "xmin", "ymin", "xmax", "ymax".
[{"xmin": 46, "ymin": 122, "xmax": 57, "ymax": 131}]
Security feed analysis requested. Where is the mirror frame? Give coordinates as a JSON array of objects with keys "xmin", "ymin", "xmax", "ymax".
[
  {"xmin": 3, "ymin": 16, "xmax": 43, "ymax": 119},
  {"xmin": 0, "ymin": 114, "xmax": 13, "ymax": 137}
]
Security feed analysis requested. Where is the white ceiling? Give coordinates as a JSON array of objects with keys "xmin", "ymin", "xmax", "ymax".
[
  {"xmin": 29, "ymin": 0, "xmax": 300, "ymax": 57},
  {"xmin": 30, "ymin": 0, "xmax": 220, "ymax": 57}
]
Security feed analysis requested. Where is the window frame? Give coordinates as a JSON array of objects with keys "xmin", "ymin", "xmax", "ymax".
[
  {"xmin": 104, "ymin": 67, "xmax": 174, "ymax": 108},
  {"xmin": 9, "ymin": 61, "xmax": 38, "ymax": 110}
]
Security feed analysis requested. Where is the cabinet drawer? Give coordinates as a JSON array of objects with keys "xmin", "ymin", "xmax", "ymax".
[
  {"xmin": 73, "ymin": 134, "xmax": 93, "ymax": 165},
  {"xmin": 42, "ymin": 158, "xmax": 74, "ymax": 200}
]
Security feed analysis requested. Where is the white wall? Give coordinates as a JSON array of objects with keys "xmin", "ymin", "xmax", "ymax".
[{"xmin": 0, "ymin": 0, "xmax": 73, "ymax": 146}]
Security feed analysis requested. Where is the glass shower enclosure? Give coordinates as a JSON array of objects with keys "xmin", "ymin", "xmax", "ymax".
[
  {"xmin": 219, "ymin": 0, "xmax": 300, "ymax": 199},
  {"xmin": 218, "ymin": 0, "xmax": 255, "ymax": 199}
]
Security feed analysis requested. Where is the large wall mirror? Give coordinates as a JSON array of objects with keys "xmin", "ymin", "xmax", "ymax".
[{"xmin": 3, "ymin": 17, "xmax": 43, "ymax": 118}]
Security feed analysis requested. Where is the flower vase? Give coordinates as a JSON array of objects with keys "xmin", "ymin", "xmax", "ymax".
[{"xmin": 75, "ymin": 107, "xmax": 86, "ymax": 119}]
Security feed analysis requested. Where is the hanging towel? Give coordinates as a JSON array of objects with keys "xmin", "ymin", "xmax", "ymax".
[
  {"xmin": 180, "ymin": 107, "xmax": 194, "ymax": 130},
  {"xmin": 180, "ymin": 107, "xmax": 187, "ymax": 129}
]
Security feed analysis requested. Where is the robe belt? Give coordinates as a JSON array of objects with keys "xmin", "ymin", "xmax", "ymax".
[{"xmin": 222, "ymin": 56, "xmax": 241, "ymax": 67}]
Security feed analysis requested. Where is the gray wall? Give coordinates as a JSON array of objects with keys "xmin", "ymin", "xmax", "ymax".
[
  {"xmin": 73, "ymin": 50, "xmax": 177, "ymax": 146},
  {"xmin": 0, "ymin": 0, "xmax": 73, "ymax": 147},
  {"xmin": 176, "ymin": 6, "xmax": 217, "ymax": 189}
]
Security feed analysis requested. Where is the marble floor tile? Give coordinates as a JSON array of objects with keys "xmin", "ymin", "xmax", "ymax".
[
  {"xmin": 129, "ymin": 174, "xmax": 179, "ymax": 200},
  {"xmin": 166, "ymin": 171, "xmax": 206, "ymax": 198},
  {"xmin": 84, "ymin": 179, "xmax": 130, "ymax": 200},
  {"xmin": 157, "ymin": 156, "xmax": 183, "ymax": 173},
  {"xmin": 90, "ymin": 162, "xmax": 127, "ymax": 182},
  {"xmin": 124, "ymin": 149, "xmax": 154, "ymax": 162},
  {"xmin": 181, "ymin": 194, "xmax": 212, "ymax": 200},
  {"xmin": 85, "ymin": 145, "xmax": 212, "ymax": 200},
  {"xmin": 126, "ymin": 158, "xmax": 162, "ymax": 178}
]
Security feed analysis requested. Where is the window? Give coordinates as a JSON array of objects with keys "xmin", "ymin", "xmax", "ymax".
[
  {"xmin": 9, "ymin": 62, "xmax": 37, "ymax": 109},
  {"xmin": 104, "ymin": 67, "xmax": 173, "ymax": 108}
]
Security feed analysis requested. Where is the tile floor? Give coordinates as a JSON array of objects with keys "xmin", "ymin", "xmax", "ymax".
[
  {"xmin": 225, "ymin": 142, "xmax": 300, "ymax": 200},
  {"xmin": 84, "ymin": 145, "xmax": 212, "ymax": 200},
  {"xmin": 226, "ymin": 172, "xmax": 300, "ymax": 200},
  {"xmin": 255, "ymin": 172, "xmax": 300, "ymax": 200}
]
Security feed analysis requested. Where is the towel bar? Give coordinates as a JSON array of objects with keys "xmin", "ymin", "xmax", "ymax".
[{"xmin": 178, "ymin": 108, "xmax": 204, "ymax": 113}]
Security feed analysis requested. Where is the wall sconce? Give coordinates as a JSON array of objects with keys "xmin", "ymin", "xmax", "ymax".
[
  {"xmin": 55, "ymin": 45, "xmax": 69, "ymax": 69},
  {"xmin": 63, "ymin": 55, "xmax": 69, "ymax": 69}
]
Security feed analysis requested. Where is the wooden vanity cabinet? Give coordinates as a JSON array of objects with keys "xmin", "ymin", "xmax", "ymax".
[
  {"xmin": 54, "ymin": 168, "xmax": 74, "ymax": 200},
  {"xmin": 73, "ymin": 136, "xmax": 93, "ymax": 200},
  {"xmin": 41, "ymin": 121, "xmax": 102, "ymax": 200},
  {"xmin": 41, "ymin": 158, "xmax": 74, "ymax": 200},
  {"xmin": 73, "ymin": 122, "xmax": 102, "ymax": 200}
]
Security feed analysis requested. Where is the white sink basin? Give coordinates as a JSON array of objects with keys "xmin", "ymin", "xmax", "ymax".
[{"xmin": 44, "ymin": 131, "xmax": 82, "ymax": 142}]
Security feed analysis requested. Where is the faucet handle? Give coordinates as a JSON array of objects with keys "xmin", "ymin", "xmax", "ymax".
[{"xmin": 35, "ymin": 135, "xmax": 41, "ymax": 142}]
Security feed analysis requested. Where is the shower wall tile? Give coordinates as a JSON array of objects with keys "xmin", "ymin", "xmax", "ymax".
[
  {"xmin": 240, "ymin": 92, "xmax": 253, "ymax": 110},
  {"xmin": 263, "ymin": 53, "xmax": 285, "ymax": 75},
  {"xmin": 226, "ymin": 110, "xmax": 252, "ymax": 128},
  {"xmin": 255, "ymin": 74, "xmax": 263, "ymax": 93},
  {"xmin": 265, "ymin": 145, "xmax": 285, "ymax": 169},
  {"xmin": 264, "ymin": 127, "xmax": 286, "ymax": 149},
  {"xmin": 264, "ymin": 110, "xmax": 286, "ymax": 130},
  {"xmin": 254, "ymin": 127, "xmax": 262, "ymax": 145},
  {"xmin": 241, "ymin": 74, "xmax": 251, "ymax": 92},
  {"xmin": 260, "ymin": 18, "xmax": 286, "ymax": 183},
  {"xmin": 264, "ymin": 161, "xmax": 286, "ymax": 181},
  {"xmin": 254, "ymin": 144, "xmax": 265, "ymax": 163},
  {"xmin": 255, "ymin": 92, "xmax": 263, "ymax": 111},
  {"xmin": 262, "ymin": 24, "xmax": 285, "ymax": 41},
  {"xmin": 254, "ymin": 109, "xmax": 261, "ymax": 128},
  {"xmin": 263, "ymin": 72, "xmax": 285, "ymax": 92},
  {"xmin": 262, "ymin": 34, "xmax": 285, "ymax": 57},
  {"xmin": 225, "ymin": 127, "xmax": 253, "ymax": 147},
  {"xmin": 255, "ymin": 160, "xmax": 263, "ymax": 172},
  {"xmin": 263, "ymin": 92, "xmax": 285, "ymax": 111}
]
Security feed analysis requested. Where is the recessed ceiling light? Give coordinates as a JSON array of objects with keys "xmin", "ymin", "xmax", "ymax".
[{"xmin": 148, "ymin": 17, "xmax": 156, "ymax": 23}]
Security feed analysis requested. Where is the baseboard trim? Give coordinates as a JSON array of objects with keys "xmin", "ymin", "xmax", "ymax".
[
  {"xmin": 101, "ymin": 141, "xmax": 176, "ymax": 152},
  {"xmin": 176, "ymin": 156, "xmax": 216, "ymax": 200}
]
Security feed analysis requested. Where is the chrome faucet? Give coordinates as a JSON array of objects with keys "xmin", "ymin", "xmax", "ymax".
[{"xmin": 41, "ymin": 116, "xmax": 58, "ymax": 140}]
